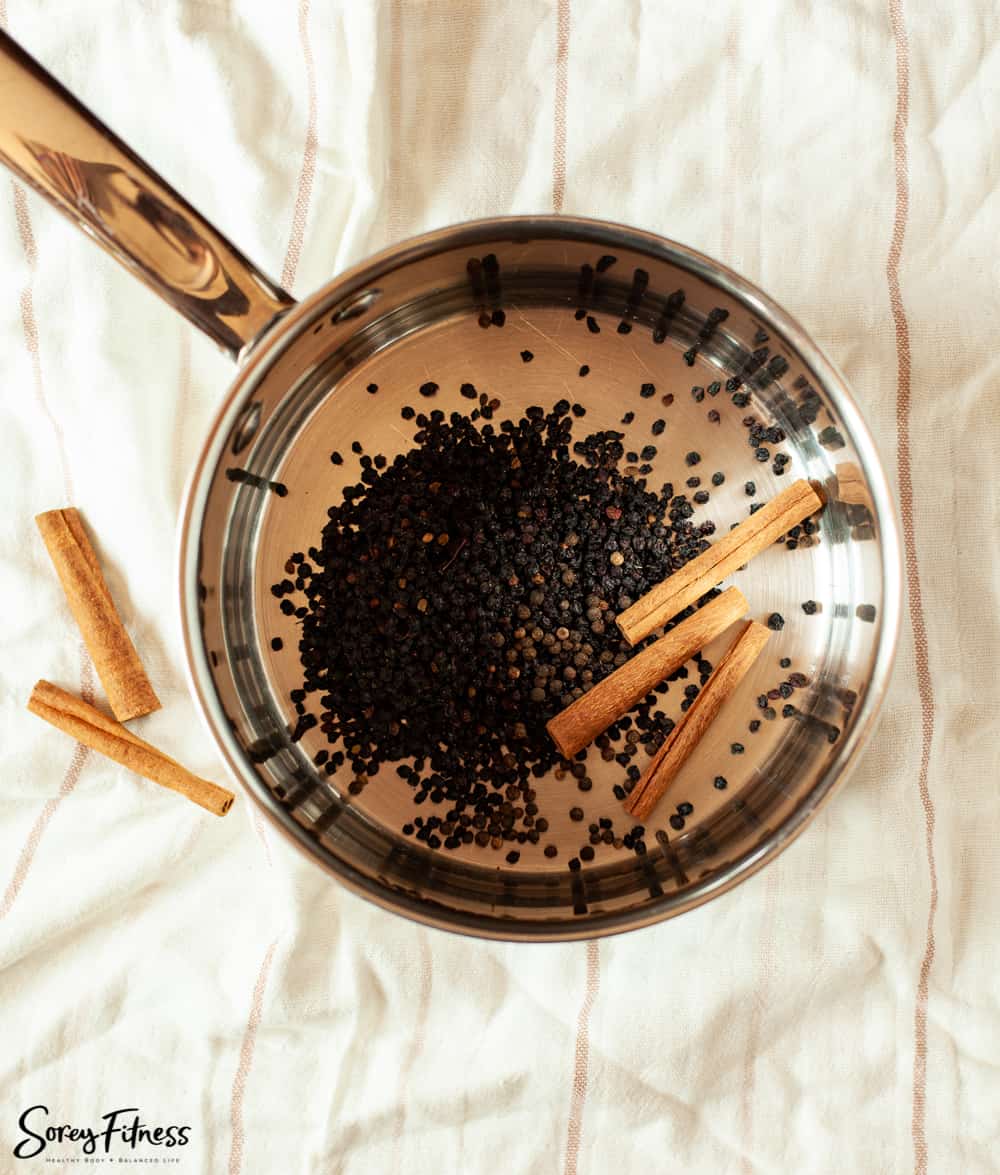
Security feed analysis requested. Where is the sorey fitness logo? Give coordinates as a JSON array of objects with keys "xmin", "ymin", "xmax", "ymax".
[{"xmin": 13, "ymin": 1105, "xmax": 191, "ymax": 1163}]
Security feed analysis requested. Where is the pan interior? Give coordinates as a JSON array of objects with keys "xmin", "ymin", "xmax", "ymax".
[{"xmin": 190, "ymin": 224, "xmax": 891, "ymax": 937}]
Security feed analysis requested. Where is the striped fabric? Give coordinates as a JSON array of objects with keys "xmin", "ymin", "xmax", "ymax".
[{"xmin": 2, "ymin": 3, "xmax": 997, "ymax": 1172}]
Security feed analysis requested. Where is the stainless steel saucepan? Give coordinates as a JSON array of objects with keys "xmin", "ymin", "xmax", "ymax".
[{"xmin": 0, "ymin": 32, "xmax": 900, "ymax": 940}]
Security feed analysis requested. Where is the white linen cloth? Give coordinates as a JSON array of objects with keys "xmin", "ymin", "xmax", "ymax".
[{"xmin": 2, "ymin": 2, "xmax": 998, "ymax": 1172}]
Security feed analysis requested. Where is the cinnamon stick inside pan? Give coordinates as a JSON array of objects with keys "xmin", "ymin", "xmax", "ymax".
[
  {"xmin": 35, "ymin": 508, "xmax": 160, "ymax": 722},
  {"xmin": 27, "ymin": 680, "xmax": 234, "ymax": 817},
  {"xmin": 546, "ymin": 586, "xmax": 748, "ymax": 758},
  {"xmin": 617, "ymin": 479, "xmax": 824, "ymax": 646},
  {"xmin": 624, "ymin": 620, "xmax": 771, "ymax": 821}
]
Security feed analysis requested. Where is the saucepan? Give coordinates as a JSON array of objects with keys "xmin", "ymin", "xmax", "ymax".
[{"xmin": 0, "ymin": 33, "xmax": 901, "ymax": 940}]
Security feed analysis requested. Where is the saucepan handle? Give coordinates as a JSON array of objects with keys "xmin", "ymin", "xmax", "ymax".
[{"xmin": 0, "ymin": 32, "xmax": 295, "ymax": 361}]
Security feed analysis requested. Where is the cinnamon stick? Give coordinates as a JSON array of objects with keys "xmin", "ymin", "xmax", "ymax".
[
  {"xmin": 624, "ymin": 620, "xmax": 771, "ymax": 821},
  {"xmin": 834, "ymin": 462, "xmax": 869, "ymax": 507},
  {"xmin": 27, "ymin": 680, "xmax": 234, "ymax": 817},
  {"xmin": 35, "ymin": 508, "xmax": 160, "ymax": 722},
  {"xmin": 617, "ymin": 479, "xmax": 824, "ymax": 646},
  {"xmin": 546, "ymin": 586, "xmax": 748, "ymax": 758}
]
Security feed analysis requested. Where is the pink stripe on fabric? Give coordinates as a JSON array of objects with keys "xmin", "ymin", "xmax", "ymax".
[
  {"xmin": 564, "ymin": 940, "xmax": 600, "ymax": 1175},
  {"xmin": 250, "ymin": 805, "xmax": 275, "ymax": 870},
  {"xmin": 12, "ymin": 181, "xmax": 76, "ymax": 501},
  {"xmin": 281, "ymin": 0, "xmax": 319, "ymax": 291},
  {"xmin": 228, "ymin": 939, "xmax": 278, "ymax": 1175},
  {"xmin": 720, "ymin": 10, "xmax": 740, "ymax": 263},
  {"xmin": 385, "ymin": 0, "xmax": 405, "ymax": 243},
  {"xmin": 2, "ymin": 654, "xmax": 95, "ymax": 920},
  {"xmin": 552, "ymin": 0, "xmax": 571, "ymax": 213},
  {"xmin": 885, "ymin": 3, "xmax": 938, "ymax": 1172},
  {"xmin": 171, "ymin": 328, "xmax": 193, "ymax": 511},
  {"xmin": 3, "ymin": 25, "xmax": 95, "ymax": 909}
]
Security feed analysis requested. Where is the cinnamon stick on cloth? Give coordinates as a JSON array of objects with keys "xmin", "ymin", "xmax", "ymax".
[
  {"xmin": 35, "ymin": 508, "xmax": 160, "ymax": 722},
  {"xmin": 624, "ymin": 620, "xmax": 771, "ymax": 822},
  {"xmin": 27, "ymin": 680, "xmax": 234, "ymax": 817},
  {"xmin": 617, "ymin": 479, "xmax": 824, "ymax": 646},
  {"xmin": 547, "ymin": 586, "xmax": 748, "ymax": 758}
]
